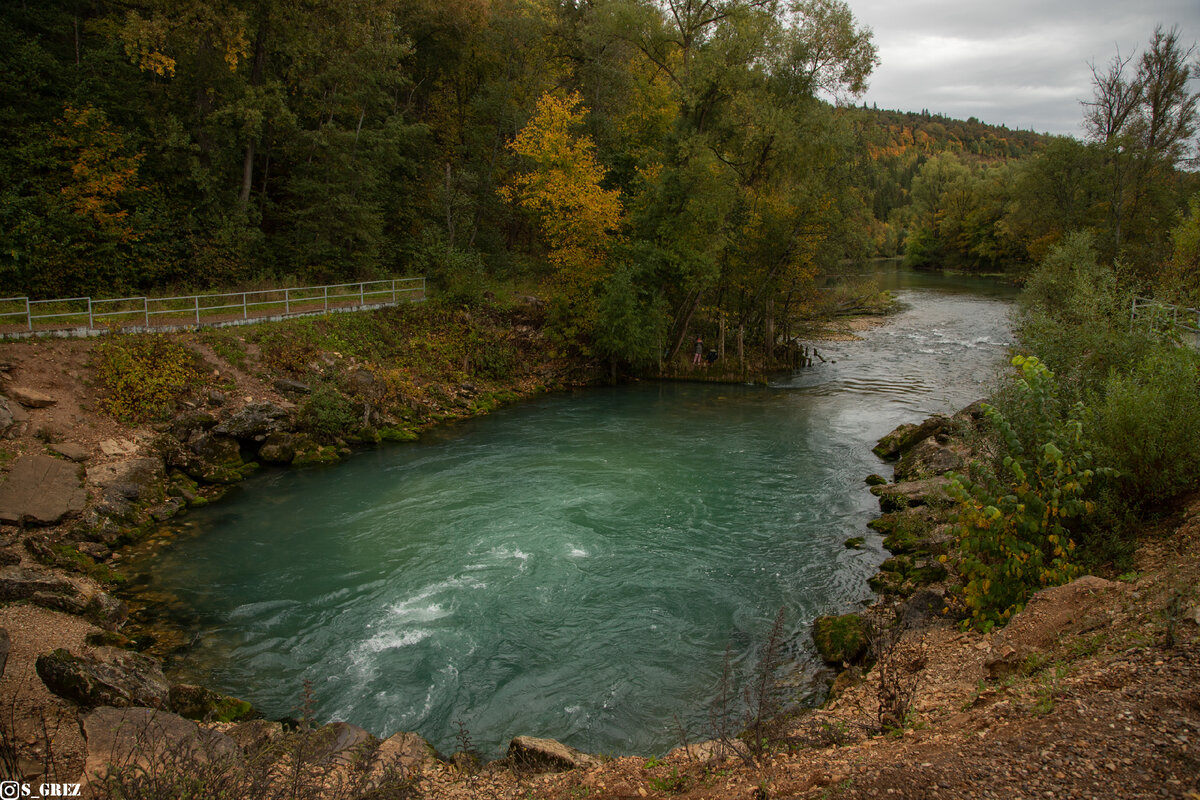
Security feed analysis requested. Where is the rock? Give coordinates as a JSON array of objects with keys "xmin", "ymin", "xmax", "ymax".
[
  {"xmin": 872, "ymin": 415, "xmax": 950, "ymax": 460},
  {"xmin": 864, "ymin": 473, "xmax": 888, "ymax": 486},
  {"xmin": 86, "ymin": 592, "xmax": 129, "ymax": 630},
  {"xmin": 0, "ymin": 454, "xmax": 87, "ymax": 525},
  {"xmin": 0, "ymin": 548, "xmax": 18, "ymax": 566},
  {"xmin": 305, "ymin": 722, "xmax": 375, "ymax": 765},
  {"xmin": 87, "ymin": 457, "xmax": 166, "ymax": 503},
  {"xmin": 77, "ymin": 541, "xmax": 112, "ymax": 561},
  {"xmin": 31, "ymin": 590, "xmax": 88, "ymax": 615},
  {"xmin": 206, "ymin": 390, "xmax": 227, "ymax": 407},
  {"xmin": 870, "ymin": 477, "xmax": 952, "ymax": 512},
  {"xmin": 190, "ymin": 433, "xmax": 242, "ymax": 465},
  {"xmin": 811, "ymin": 614, "xmax": 870, "ymax": 665},
  {"xmin": 373, "ymin": 731, "xmax": 437, "ymax": 775},
  {"xmin": 899, "ymin": 588, "xmax": 948, "ymax": 629},
  {"xmin": 893, "ymin": 436, "xmax": 965, "ymax": 482},
  {"xmin": 81, "ymin": 706, "xmax": 240, "ymax": 784},
  {"xmin": 36, "ymin": 647, "xmax": 170, "ymax": 708},
  {"xmin": 168, "ymin": 684, "xmax": 255, "ymax": 723},
  {"xmin": 0, "ymin": 565, "xmax": 74, "ymax": 601},
  {"xmin": 952, "ymin": 399, "xmax": 988, "ymax": 423},
  {"xmin": 169, "ymin": 411, "xmax": 218, "ymax": 442},
  {"xmin": 273, "ymin": 378, "xmax": 312, "ymax": 395},
  {"xmin": 507, "ymin": 735, "xmax": 599, "ymax": 773},
  {"xmin": 161, "ymin": 434, "xmax": 248, "ymax": 485},
  {"xmin": 227, "ymin": 719, "xmax": 285, "ymax": 757},
  {"xmin": 985, "ymin": 576, "xmax": 1121, "ymax": 678},
  {"xmin": 827, "ymin": 665, "xmax": 863, "ymax": 702},
  {"xmin": 0, "ymin": 628, "xmax": 9, "ymax": 679},
  {"xmin": 98, "ymin": 439, "xmax": 137, "ymax": 456},
  {"xmin": 48, "ymin": 442, "xmax": 90, "ymax": 462},
  {"xmin": 214, "ymin": 402, "xmax": 291, "ymax": 441},
  {"xmin": 7, "ymin": 386, "xmax": 56, "ymax": 408},
  {"xmin": 256, "ymin": 432, "xmax": 297, "ymax": 464},
  {"xmin": 0, "ymin": 396, "xmax": 29, "ymax": 437},
  {"xmin": 843, "ymin": 537, "xmax": 865, "ymax": 549}
]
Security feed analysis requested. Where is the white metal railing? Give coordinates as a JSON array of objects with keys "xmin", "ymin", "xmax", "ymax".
[
  {"xmin": 0, "ymin": 278, "xmax": 425, "ymax": 337},
  {"xmin": 1130, "ymin": 296, "xmax": 1200, "ymax": 348}
]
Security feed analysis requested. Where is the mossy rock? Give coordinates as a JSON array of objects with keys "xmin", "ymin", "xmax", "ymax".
[
  {"xmin": 909, "ymin": 561, "xmax": 948, "ymax": 586},
  {"xmin": 864, "ymin": 474, "xmax": 888, "ymax": 486},
  {"xmin": 379, "ymin": 426, "xmax": 418, "ymax": 442},
  {"xmin": 812, "ymin": 614, "xmax": 869, "ymax": 665},
  {"xmin": 86, "ymin": 630, "xmax": 133, "ymax": 649},
  {"xmin": 169, "ymin": 684, "xmax": 257, "ymax": 723},
  {"xmin": 293, "ymin": 446, "xmax": 341, "ymax": 466},
  {"xmin": 878, "ymin": 555, "xmax": 913, "ymax": 574},
  {"xmin": 843, "ymin": 537, "xmax": 865, "ymax": 549},
  {"xmin": 868, "ymin": 570, "xmax": 906, "ymax": 595}
]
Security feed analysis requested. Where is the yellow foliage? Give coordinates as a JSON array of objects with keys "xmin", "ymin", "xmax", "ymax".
[{"xmin": 501, "ymin": 91, "xmax": 623, "ymax": 304}]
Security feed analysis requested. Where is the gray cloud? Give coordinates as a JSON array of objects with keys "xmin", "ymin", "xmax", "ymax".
[{"xmin": 845, "ymin": 0, "xmax": 1200, "ymax": 135}]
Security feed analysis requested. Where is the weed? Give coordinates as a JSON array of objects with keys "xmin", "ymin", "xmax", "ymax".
[
  {"xmin": 93, "ymin": 335, "xmax": 205, "ymax": 422},
  {"xmin": 647, "ymin": 766, "xmax": 690, "ymax": 794}
]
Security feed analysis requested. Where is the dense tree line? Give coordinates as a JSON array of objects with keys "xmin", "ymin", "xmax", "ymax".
[
  {"xmin": 2, "ymin": 4, "xmax": 1197, "ymax": 369},
  {"xmin": 896, "ymin": 27, "xmax": 1200, "ymax": 279}
]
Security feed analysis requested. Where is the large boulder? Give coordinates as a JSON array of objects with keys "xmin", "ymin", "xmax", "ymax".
[
  {"xmin": 872, "ymin": 415, "xmax": 950, "ymax": 460},
  {"xmin": 169, "ymin": 410, "xmax": 219, "ymax": 442},
  {"xmin": 893, "ymin": 436, "xmax": 964, "ymax": 482},
  {"xmin": 870, "ymin": 477, "xmax": 952, "ymax": 512},
  {"xmin": 256, "ymin": 432, "xmax": 297, "ymax": 464},
  {"xmin": 7, "ymin": 386, "xmax": 56, "ymax": 409},
  {"xmin": 0, "ymin": 565, "xmax": 75, "ymax": 601},
  {"xmin": 0, "ymin": 454, "xmax": 87, "ymax": 525},
  {"xmin": 81, "ymin": 706, "xmax": 241, "ymax": 785},
  {"xmin": 507, "ymin": 736, "xmax": 600, "ymax": 773},
  {"xmin": 168, "ymin": 684, "xmax": 255, "ymax": 723},
  {"xmin": 373, "ymin": 731, "xmax": 437, "ymax": 775},
  {"xmin": 812, "ymin": 614, "xmax": 869, "ymax": 665},
  {"xmin": 35, "ymin": 647, "xmax": 170, "ymax": 709},
  {"xmin": 214, "ymin": 403, "xmax": 291, "ymax": 441}
]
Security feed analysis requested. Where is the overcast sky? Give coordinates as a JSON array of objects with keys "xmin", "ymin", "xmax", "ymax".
[{"xmin": 845, "ymin": 0, "xmax": 1200, "ymax": 137}]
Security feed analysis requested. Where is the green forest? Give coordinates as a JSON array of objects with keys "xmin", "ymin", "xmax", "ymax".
[{"xmin": 1, "ymin": 1, "xmax": 1199, "ymax": 370}]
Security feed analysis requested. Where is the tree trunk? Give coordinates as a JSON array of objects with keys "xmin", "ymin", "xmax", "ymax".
[
  {"xmin": 239, "ymin": 141, "xmax": 254, "ymax": 205},
  {"xmin": 666, "ymin": 289, "xmax": 704, "ymax": 363}
]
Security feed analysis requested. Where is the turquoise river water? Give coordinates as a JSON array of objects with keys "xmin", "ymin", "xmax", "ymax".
[{"xmin": 127, "ymin": 267, "xmax": 1016, "ymax": 758}]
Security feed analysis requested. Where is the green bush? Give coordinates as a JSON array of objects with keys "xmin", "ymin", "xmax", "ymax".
[
  {"xmin": 1087, "ymin": 346, "xmax": 1200, "ymax": 505},
  {"xmin": 949, "ymin": 356, "xmax": 1108, "ymax": 632},
  {"xmin": 93, "ymin": 335, "xmax": 203, "ymax": 422},
  {"xmin": 296, "ymin": 387, "xmax": 358, "ymax": 441}
]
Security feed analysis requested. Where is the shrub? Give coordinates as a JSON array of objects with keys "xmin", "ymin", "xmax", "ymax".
[
  {"xmin": 296, "ymin": 387, "xmax": 358, "ymax": 441},
  {"xmin": 948, "ymin": 356, "xmax": 1108, "ymax": 632},
  {"xmin": 94, "ymin": 335, "xmax": 203, "ymax": 422},
  {"xmin": 1087, "ymin": 345, "xmax": 1200, "ymax": 506}
]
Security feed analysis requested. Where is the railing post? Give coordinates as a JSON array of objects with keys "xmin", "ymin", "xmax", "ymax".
[
  {"xmin": 360, "ymin": 282, "xmax": 365, "ymax": 306},
  {"xmin": 324, "ymin": 285, "xmax": 328, "ymax": 312},
  {"xmin": 144, "ymin": 297, "xmax": 149, "ymax": 328},
  {"xmin": 242, "ymin": 292, "xmax": 248, "ymax": 320},
  {"xmin": 194, "ymin": 295, "xmax": 200, "ymax": 326},
  {"xmin": 87, "ymin": 297, "xmax": 94, "ymax": 330},
  {"xmin": 285, "ymin": 287, "xmax": 290, "ymax": 315},
  {"xmin": 25, "ymin": 297, "xmax": 31, "ymax": 332},
  {"xmin": 392, "ymin": 278, "xmax": 396, "ymax": 303}
]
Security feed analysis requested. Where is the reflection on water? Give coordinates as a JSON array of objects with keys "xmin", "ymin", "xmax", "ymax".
[{"xmin": 127, "ymin": 268, "xmax": 1014, "ymax": 758}]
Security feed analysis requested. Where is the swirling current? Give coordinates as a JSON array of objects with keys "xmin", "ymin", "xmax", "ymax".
[{"xmin": 126, "ymin": 267, "xmax": 1015, "ymax": 758}]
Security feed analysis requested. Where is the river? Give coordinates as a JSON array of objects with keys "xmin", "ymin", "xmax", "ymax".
[{"xmin": 126, "ymin": 267, "xmax": 1015, "ymax": 758}]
